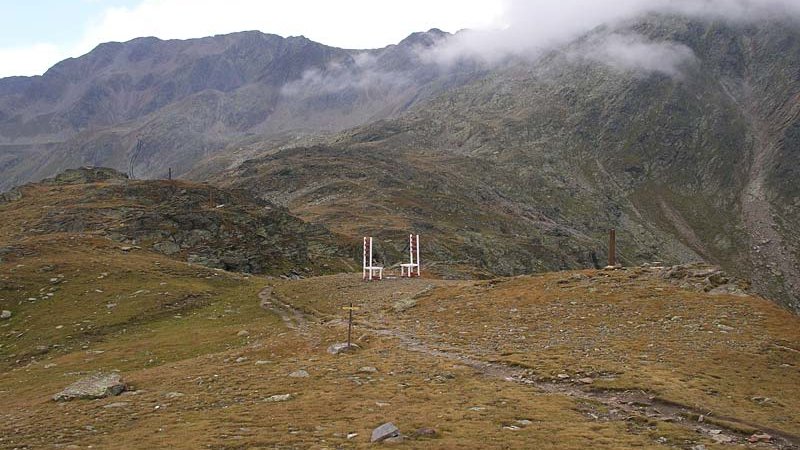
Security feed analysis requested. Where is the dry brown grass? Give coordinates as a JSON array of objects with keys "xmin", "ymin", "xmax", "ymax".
[{"xmin": 2, "ymin": 184, "xmax": 799, "ymax": 448}]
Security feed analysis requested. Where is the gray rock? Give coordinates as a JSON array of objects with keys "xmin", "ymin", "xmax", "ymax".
[
  {"xmin": 0, "ymin": 310, "xmax": 11, "ymax": 320},
  {"xmin": 53, "ymin": 373, "xmax": 126, "ymax": 401},
  {"xmin": 414, "ymin": 427, "xmax": 437, "ymax": 437},
  {"xmin": 265, "ymin": 393, "xmax": 293, "ymax": 402},
  {"xmin": 371, "ymin": 422, "xmax": 400, "ymax": 443},
  {"xmin": 358, "ymin": 366, "xmax": 378, "ymax": 373},
  {"xmin": 236, "ymin": 330, "xmax": 249, "ymax": 337},
  {"xmin": 327, "ymin": 342, "xmax": 360, "ymax": 355},
  {"xmin": 153, "ymin": 241, "xmax": 180, "ymax": 255},
  {"xmin": 288, "ymin": 370, "xmax": 309, "ymax": 378}
]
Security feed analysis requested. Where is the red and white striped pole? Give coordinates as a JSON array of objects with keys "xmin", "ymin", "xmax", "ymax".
[{"xmin": 415, "ymin": 234, "xmax": 420, "ymax": 277}]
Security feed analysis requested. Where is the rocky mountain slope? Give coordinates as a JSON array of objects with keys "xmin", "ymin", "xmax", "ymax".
[
  {"xmin": 222, "ymin": 15, "xmax": 800, "ymax": 311},
  {"xmin": 0, "ymin": 167, "xmax": 351, "ymax": 276},
  {"xmin": 0, "ymin": 29, "xmax": 476, "ymax": 190}
]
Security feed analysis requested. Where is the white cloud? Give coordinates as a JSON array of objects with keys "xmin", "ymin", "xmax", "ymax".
[
  {"xmin": 0, "ymin": 43, "xmax": 67, "ymax": 78},
  {"xmin": 422, "ymin": 0, "xmax": 800, "ymax": 73},
  {"xmin": 577, "ymin": 34, "xmax": 698, "ymax": 77}
]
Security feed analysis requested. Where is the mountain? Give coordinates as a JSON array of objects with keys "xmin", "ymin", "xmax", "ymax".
[
  {"xmin": 0, "ymin": 29, "xmax": 476, "ymax": 190},
  {"xmin": 220, "ymin": 15, "xmax": 800, "ymax": 311},
  {"xmin": 1, "ymin": 15, "xmax": 798, "ymax": 311}
]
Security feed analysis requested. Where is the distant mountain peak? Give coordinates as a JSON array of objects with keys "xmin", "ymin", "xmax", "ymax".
[{"xmin": 398, "ymin": 28, "xmax": 450, "ymax": 48}]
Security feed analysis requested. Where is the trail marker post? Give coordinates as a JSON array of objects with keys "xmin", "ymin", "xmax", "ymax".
[
  {"xmin": 608, "ymin": 229, "xmax": 617, "ymax": 267},
  {"xmin": 342, "ymin": 303, "xmax": 360, "ymax": 348}
]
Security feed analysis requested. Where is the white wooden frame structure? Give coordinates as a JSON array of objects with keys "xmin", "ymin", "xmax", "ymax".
[
  {"xmin": 362, "ymin": 237, "xmax": 384, "ymax": 281},
  {"xmin": 400, "ymin": 234, "xmax": 420, "ymax": 277}
]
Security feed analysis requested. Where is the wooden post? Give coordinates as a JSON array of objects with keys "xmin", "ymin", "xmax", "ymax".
[
  {"xmin": 342, "ymin": 304, "xmax": 359, "ymax": 349},
  {"xmin": 608, "ymin": 229, "xmax": 616, "ymax": 267},
  {"xmin": 168, "ymin": 167, "xmax": 172, "ymax": 180}
]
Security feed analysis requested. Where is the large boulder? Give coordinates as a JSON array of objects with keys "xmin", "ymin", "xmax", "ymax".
[
  {"xmin": 53, "ymin": 373, "xmax": 126, "ymax": 401},
  {"xmin": 371, "ymin": 422, "xmax": 401, "ymax": 443}
]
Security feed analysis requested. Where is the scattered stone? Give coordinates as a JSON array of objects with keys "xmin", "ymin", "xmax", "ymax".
[
  {"xmin": 346, "ymin": 432, "xmax": 358, "ymax": 439},
  {"xmin": 153, "ymin": 241, "xmax": 180, "ymax": 255},
  {"xmin": 235, "ymin": 357, "xmax": 248, "ymax": 363},
  {"xmin": 577, "ymin": 377, "xmax": 594, "ymax": 384},
  {"xmin": 392, "ymin": 297, "xmax": 418, "ymax": 313},
  {"xmin": 415, "ymin": 427, "xmax": 437, "ymax": 437},
  {"xmin": 164, "ymin": 392, "xmax": 184, "ymax": 399},
  {"xmin": 255, "ymin": 360, "xmax": 272, "ymax": 365},
  {"xmin": 288, "ymin": 370, "xmax": 309, "ymax": 378},
  {"xmin": 710, "ymin": 434, "xmax": 734, "ymax": 444},
  {"xmin": 53, "ymin": 373, "xmax": 126, "ymax": 401},
  {"xmin": 690, "ymin": 445, "xmax": 706, "ymax": 450},
  {"xmin": 327, "ymin": 342, "xmax": 360, "ymax": 355},
  {"xmin": 383, "ymin": 436, "xmax": 404, "ymax": 444},
  {"xmin": 236, "ymin": 330, "xmax": 249, "ymax": 337},
  {"xmin": 358, "ymin": 366, "xmax": 378, "ymax": 373},
  {"xmin": 556, "ymin": 373, "xmax": 569, "ymax": 379},
  {"xmin": 0, "ymin": 310, "xmax": 11, "ymax": 320},
  {"xmin": 265, "ymin": 394, "xmax": 293, "ymax": 402},
  {"xmin": 371, "ymin": 422, "xmax": 400, "ymax": 443},
  {"xmin": 103, "ymin": 402, "xmax": 129, "ymax": 409},
  {"xmin": 749, "ymin": 433, "xmax": 772, "ymax": 443},
  {"xmin": 515, "ymin": 419, "xmax": 533, "ymax": 427}
]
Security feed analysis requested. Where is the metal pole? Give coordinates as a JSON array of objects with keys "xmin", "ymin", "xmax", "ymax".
[
  {"xmin": 168, "ymin": 167, "xmax": 172, "ymax": 180},
  {"xmin": 608, "ymin": 229, "xmax": 616, "ymax": 267},
  {"xmin": 369, "ymin": 237, "xmax": 373, "ymax": 281}
]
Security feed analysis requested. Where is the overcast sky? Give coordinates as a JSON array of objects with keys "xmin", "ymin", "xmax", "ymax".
[{"xmin": 0, "ymin": 0, "xmax": 506, "ymax": 78}]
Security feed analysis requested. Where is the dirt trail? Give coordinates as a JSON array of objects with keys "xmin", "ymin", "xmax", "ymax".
[
  {"xmin": 258, "ymin": 286, "xmax": 310, "ymax": 336},
  {"xmin": 261, "ymin": 280, "xmax": 799, "ymax": 449}
]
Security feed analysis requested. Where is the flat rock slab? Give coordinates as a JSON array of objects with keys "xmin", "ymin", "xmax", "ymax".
[
  {"xmin": 327, "ymin": 342, "xmax": 360, "ymax": 355},
  {"xmin": 53, "ymin": 373, "xmax": 126, "ymax": 402},
  {"xmin": 371, "ymin": 422, "xmax": 400, "ymax": 442}
]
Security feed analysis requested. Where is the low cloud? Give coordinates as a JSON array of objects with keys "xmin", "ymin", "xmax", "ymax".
[
  {"xmin": 280, "ymin": 53, "xmax": 412, "ymax": 97},
  {"xmin": 576, "ymin": 34, "xmax": 698, "ymax": 78},
  {"xmin": 421, "ymin": 0, "xmax": 800, "ymax": 75}
]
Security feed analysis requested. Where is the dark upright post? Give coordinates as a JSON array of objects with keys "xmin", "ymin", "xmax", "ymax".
[{"xmin": 609, "ymin": 229, "xmax": 616, "ymax": 267}]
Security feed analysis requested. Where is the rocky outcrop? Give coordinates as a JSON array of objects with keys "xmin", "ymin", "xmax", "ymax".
[
  {"xmin": 10, "ymin": 169, "xmax": 349, "ymax": 275},
  {"xmin": 659, "ymin": 263, "xmax": 750, "ymax": 295},
  {"xmin": 40, "ymin": 167, "xmax": 128, "ymax": 186},
  {"xmin": 53, "ymin": 373, "xmax": 126, "ymax": 401}
]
